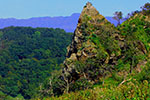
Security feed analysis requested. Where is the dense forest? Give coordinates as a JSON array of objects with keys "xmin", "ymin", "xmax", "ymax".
[{"xmin": 0, "ymin": 27, "xmax": 72, "ymax": 99}]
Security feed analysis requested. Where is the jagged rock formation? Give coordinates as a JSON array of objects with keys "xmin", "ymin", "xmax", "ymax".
[
  {"xmin": 62, "ymin": 2, "xmax": 119, "ymax": 80},
  {"xmin": 66, "ymin": 2, "xmax": 112, "ymax": 59},
  {"xmin": 62, "ymin": 2, "xmax": 149, "ymax": 85}
]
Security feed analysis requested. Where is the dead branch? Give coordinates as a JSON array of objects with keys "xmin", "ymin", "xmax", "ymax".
[{"xmin": 118, "ymin": 78, "xmax": 132, "ymax": 87}]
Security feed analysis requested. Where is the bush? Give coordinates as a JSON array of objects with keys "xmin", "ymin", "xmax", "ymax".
[{"xmin": 70, "ymin": 77, "xmax": 93, "ymax": 91}]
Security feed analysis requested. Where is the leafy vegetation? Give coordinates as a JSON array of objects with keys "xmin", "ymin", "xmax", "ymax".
[
  {"xmin": 44, "ymin": 60, "xmax": 150, "ymax": 100},
  {"xmin": 0, "ymin": 27, "xmax": 72, "ymax": 99},
  {"xmin": 47, "ymin": 80, "xmax": 150, "ymax": 100}
]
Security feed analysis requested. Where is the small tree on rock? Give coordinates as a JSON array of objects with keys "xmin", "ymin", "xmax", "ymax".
[
  {"xmin": 113, "ymin": 11, "xmax": 123, "ymax": 26},
  {"xmin": 141, "ymin": 3, "xmax": 150, "ymax": 15}
]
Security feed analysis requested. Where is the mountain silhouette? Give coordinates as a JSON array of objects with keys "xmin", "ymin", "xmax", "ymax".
[{"xmin": 0, "ymin": 13, "xmax": 125, "ymax": 32}]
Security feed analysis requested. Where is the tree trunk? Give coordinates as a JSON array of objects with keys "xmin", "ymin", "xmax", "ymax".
[{"xmin": 66, "ymin": 80, "xmax": 69, "ymax": 93}]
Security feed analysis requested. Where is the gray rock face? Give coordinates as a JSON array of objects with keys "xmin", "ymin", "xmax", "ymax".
[{"xmin": 62, "ymin": 2, "xmax": 111, "ymax": 78}]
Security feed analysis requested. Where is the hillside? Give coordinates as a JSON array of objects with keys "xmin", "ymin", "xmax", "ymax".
[
  {"xmin": 0, "ymin": 14, "xmax": 125, "ymax": 32},
  {"xmin": 40, "ymin": 2, "xmax": 150, "ymax": 100},
  {"xmin": 0, "ymin": 27, "xmax": 72, "ymax": 99},
  {"xmin": 1, "ymin": 2, "xmax": 150, "ymax": 100}
]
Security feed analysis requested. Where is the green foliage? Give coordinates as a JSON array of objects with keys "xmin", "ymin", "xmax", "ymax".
[
  {"xmin": 89, "ymin": 33, "xmax": 100, "ymax": 46},
  {"xmin": 70, "ymin": 77, "xmax": 92, "ymax": 91},
  {"xmin": 119, "ymin": 15, "xmax": 150, "ymax": 52},
  {"xmin": 115, "ymin": 59, "xmax": 130, "ymax": 71},
  {"xmin": 0, "ymin": 27, "xmax": 72, "ymax": 99},
  {"xmin": 0, "ymin": 91, "xmax": 25, "ymax": 100},
  {"xmin": 33, "ymin": 31, "xmax": 41, "ymax": 38},
  {"xmin": 134, "ymin": 62, "xmax": 150, "ymax": 82},
  {"xmin": 47, "ymin": 79, "xmax": 150, "ymax": 100},
  {"xmin": 116, "ymin": 14, "xmax": 149, "ymax": 73},
  {"xmin": 96, "ymin": 46, "xmax": 108, "ymax": 63},
  {"xmin": 81, "ymin": 14, "xmax": 98, "ymax": 36},
  {"xmin": 74, "ymin": 61, "xmax": 86, "ymax": 73},
  {"xmin": 83, "ymin": 14, "xmax": 92, "ymax": 22},
  {"xmin": 39, "ymin": 70, "xmax": 65, "ymax": 97},
  {"xmin": 111, "ymin": 73, "xmax": 123, "ymax": 82}
]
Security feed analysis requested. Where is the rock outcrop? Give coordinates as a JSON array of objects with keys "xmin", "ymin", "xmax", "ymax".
[
  {"xmin": 62, "ymin": 2, "xmax": 148, "ymax": 83},
  {"xmin": 62, "ymin": 2, "xmax": 117, "ymax": 79},
  {"xmin": 49, "ymin": 2, "xmax": 150, "ymax": 96},
  {"xmin": 66, "ymin": 2, "xmax": 110, "ymax": 59}
]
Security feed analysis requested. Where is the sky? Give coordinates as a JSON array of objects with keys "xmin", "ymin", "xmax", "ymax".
[{"xmin": 0, "ymin": 0, "xmax": 149, "ymax": 19}]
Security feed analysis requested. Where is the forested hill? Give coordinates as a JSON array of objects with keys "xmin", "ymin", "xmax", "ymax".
[{"xmin": 0, "ymin": 27, "xmax": 72, "ymax": 99}]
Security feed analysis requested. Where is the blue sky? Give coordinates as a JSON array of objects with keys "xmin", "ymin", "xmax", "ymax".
[{"xmin": 0, "ymin": 0, "xmax": 149, "ymax": 19}]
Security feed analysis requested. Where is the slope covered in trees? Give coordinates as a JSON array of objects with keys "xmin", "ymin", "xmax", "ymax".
[{"xmin": 0, "ymin": 27, "xmax": 72, "ymax": 99}]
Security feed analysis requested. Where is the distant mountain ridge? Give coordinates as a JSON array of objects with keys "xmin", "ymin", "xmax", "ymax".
[{"xmin": 0, "ymin": 13, "xmax": 125, "ymax": 32}]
